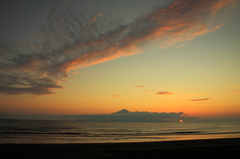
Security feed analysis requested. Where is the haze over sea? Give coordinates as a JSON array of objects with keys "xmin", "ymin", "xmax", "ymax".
[{"xmin": 1, "ymin": 119, "xmax": 240, "ymax": 144}]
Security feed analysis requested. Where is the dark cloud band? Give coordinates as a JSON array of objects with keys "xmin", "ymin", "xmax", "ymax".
[{"xmin": 0, "ymin": 0, "xmax": 236, "ymax": 95}]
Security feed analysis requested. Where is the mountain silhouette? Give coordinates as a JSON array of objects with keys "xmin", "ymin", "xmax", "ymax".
[
  {"xmin": 112, "ymin": 109, "xmax": 130, "ymax": 114},
  {"xmin": 1, "ymin": 109, "xmax": 195, "ymax": 122}
]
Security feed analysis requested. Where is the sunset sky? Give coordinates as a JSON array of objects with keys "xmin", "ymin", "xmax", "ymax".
[{"xmin": 0, "ymin": 0, "xmax": 240, "ymax": 120}]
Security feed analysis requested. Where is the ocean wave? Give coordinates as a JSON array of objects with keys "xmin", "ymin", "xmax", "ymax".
[
  {"xmin": 0, "ymin": 131, "xmax": 89, "ymax": 135},
  {"xmin": 2, "ymin": 130, "xmax": 240, "ymax": 137}
]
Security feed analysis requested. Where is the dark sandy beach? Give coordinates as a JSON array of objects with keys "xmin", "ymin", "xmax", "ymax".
[{"xmin": 1, "ymin": 138, "xmax": 240, "ymax": 159}]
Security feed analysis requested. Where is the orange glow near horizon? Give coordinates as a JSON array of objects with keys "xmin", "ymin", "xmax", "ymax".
[{"xmin": 1, "ymin": 90, "xmax": 240, "ymax": 119}]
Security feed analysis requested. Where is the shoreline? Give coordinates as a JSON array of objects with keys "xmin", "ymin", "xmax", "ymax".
[
  {"xmin": 1, "ymin": 132, "xmax": 240, "ymax": 144},
  {"xmin": 1, "ymin": 138, "xmax": 240, "ymax": 158}
]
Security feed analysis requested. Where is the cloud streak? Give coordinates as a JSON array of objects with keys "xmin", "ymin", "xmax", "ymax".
[
  {"xmin": 135, "ymin": 85, "xmax": 145, "ymax": 88},
  {"xmin": 156, "ymin": 91, "xmax": 173, "ymax": 95},
  {"xmin": 189, "ymin": 98, "xmax": 211, "ymax": 102},
  {"xmin": 0, "ymin": 0, "xmax": 236, "ymax": 95}
]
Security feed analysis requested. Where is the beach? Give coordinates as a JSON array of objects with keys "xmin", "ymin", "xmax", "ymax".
[{"xmin": 1, "ymin": 138, "xmax": 240, "ymax": 159}]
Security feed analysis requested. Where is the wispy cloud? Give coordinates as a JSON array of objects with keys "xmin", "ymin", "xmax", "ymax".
[
  {"xmin": 135, "ymin": 85, "xmax": 145, "ymax": 88},
  {"xmin": 156, "ymin": 91, "xmax": 173, "ymax": 95},
  {"xmin": 91, "ymin": 13, "xmax": 102, "ymax": 22},
  {"xmin": 112, "ymin": 95, "xmax": 120, "ymax": 97},
  {"xmin": 189, "ymin": 98, "xmax": 211, "ymax": 102},
  {"xmin": 0, "ymin": 0, "xmax": 236, "ymax": 95}
]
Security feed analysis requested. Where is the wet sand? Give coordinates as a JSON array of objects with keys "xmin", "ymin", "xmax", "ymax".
[{"xmin": 1, "ymin": 138, "xmax": 240, "ymax": 159}]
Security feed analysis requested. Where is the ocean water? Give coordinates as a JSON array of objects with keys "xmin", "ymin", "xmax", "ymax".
[{"xmin": 0, "ymin": 119, "xmax": 240, "ymax": 144}]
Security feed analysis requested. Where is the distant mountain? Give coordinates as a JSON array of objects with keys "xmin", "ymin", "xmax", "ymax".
[
  {"xmin": 66, "ymin": 109, "xmax": 189, "ymax": 122},
  {"xmin": 112, "ymin": 109, "xmax": 161, "ymax": 115},
  {"xmin": 0, "ymin": 109, "xmax": 197, "ymax": 122},
  {"xmin": 112, "ymin": 109, "xmax": 131, "ymax": 114}
]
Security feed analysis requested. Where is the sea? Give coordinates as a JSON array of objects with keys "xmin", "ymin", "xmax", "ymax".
[{"xmin": 0, "ymin": 119, "xmax": 240, "ymax": 144}]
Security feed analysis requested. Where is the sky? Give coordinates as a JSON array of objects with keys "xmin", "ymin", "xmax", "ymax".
[{"xmin": 0, "ymin": 0, "xmax": 240, "ymax": 121}]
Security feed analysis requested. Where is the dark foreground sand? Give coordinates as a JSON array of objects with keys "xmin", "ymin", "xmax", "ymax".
[{"xmin": 1, "ymin": 138, "xmax": 240, "ymax": 159}]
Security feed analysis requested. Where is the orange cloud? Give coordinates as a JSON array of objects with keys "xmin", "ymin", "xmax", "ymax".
[
  {"xmin": 112, "ymin": 95, "xmax": 120, "ymax": 97},
  {"xmin": 211, "ymin": 0, "xmax": 236, "ymax": 15},
  {"xmin": 91, "ymin": 13, "xmax": 102, "ymax": 22},
  {"xmin": 54, "ymin": 0, "xmax": 235, "ymax": 76}
]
